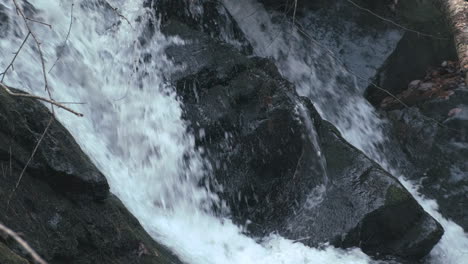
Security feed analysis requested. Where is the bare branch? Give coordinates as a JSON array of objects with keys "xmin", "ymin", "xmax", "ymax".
[
  {"xmin": 7, "ymin": 116, "xmax": 54, "ymax": 208},
  {"xmin": 49, "ymin": 2, "xmax": 74, "ymax": 73},
  {"xmin": 437, "ymin": 0, "xmax": 468, "ymax": 86},
  {"xmin": 1, "ymin": 32, "xmax": 31, "ymax": 82},
  {"xmin": 0, "ymin": 82, "xmax": 83, "ymax": 117},
  {"xmin": 106, "ymin": 1, "xmax": 132, "ymax": 26},
  {"xmin": 11, "ymin": 0, "xmax": 52, "ymax": 101},
  {"xmin": 0, "ymin": 223, "xmax": 48, "ymax": 264}
]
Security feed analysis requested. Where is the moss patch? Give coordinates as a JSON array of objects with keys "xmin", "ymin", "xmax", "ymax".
[
  {"xmin": 0, "ymin": 242, "xmax": 29, "ymax": 264},
  {"xmin": 385, "ymin": 185, "xmax": 412, "ymax": 205}
]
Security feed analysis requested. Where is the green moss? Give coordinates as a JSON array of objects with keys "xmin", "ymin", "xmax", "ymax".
[
  {"xmin": 385, "ymin": 185, "xmax": 412, "ymax": 205},
  {"xmin": 0, "ymin": 242, "xmax": 29, "ymax": 264}
]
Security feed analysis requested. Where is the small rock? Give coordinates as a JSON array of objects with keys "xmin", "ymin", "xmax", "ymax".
[
  {"xmin": 138, "ymin": 243, "xmax": 149, "ymax": 257},
  {"xmin": 418, "ymin": 82, "xmax": 434, "ymax": 91},
  {"xmin": 448, "ymin": 108, "xmax": 462, "ymax": 116},
  {"xmin": 409, "ymin": 80, "xmax": 421, "ymax": 89}
]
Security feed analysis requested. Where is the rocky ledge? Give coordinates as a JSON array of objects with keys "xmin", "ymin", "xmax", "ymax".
[{"xmin": 371, "ymin": 60, "xmax": 468, "ymax": 231}]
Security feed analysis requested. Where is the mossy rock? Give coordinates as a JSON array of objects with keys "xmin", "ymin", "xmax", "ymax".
[
  {"xmin": 0, "ymin": 242, "xmax": 29, "ymax": 264},
  {"xmin": 386, "ymin": 185, "xmax": 413, "ymax": 206}
]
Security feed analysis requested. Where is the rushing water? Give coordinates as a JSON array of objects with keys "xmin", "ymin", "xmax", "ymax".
[
  {"xmin": 1, "ymin": 0, "xmax": 467, "ymax": 264},
  {"xmin": 223, "ymin": 0, "xmax": 468, "ymax": 263}
]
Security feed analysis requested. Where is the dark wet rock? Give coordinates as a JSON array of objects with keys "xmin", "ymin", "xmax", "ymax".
[
  {"xmin": 0, "ymin": 88, "xmax": 108, "ymax": 201},
  {"xmin": 365, "ymin": 0, "xmax": 457, "ymax": 106},
  {"xmin": 287, "ymin": 104, "xmax": 443, "ymax": 260},
  {"xmin": 0, "ymin": 88, "xmax": 181, "ymax": 264},
  {"xmin": 157, "ymin": 8, "xmax": 444, "ymax": 260},
  {"xmin": 0, "ymin": 3, "xmax": 8, "ymax": 34},
  {"xmin": 366, "ymin": 32, "xmax": 457, "ymax": 106},
  {"xmin": 149, "ymin": 0, "xmax": 252, "ymax": 54},
  {"xmin": 385, "ymin": 68, "xmax": 468, "ymax": 230}
]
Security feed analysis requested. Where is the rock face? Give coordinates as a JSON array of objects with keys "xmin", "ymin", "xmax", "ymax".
[
  {"xmin": 0, "ymin": 89, "xmax": 109, "ymax": 202},
  {"xmin": 383, "ymin": 63, "xmax": 468, "ymax": 230},
  {"xmin": 150, "ymin": 0, "xmax": 252, "ymax": 54},
  {"xmin": 0, "ymin": 88, "xmax": 181, "ymax": 264},
  {"xmin": 364, "ymin": 0, "xmax": 457, "ymax": 106},
  {"xmin": 258, "ymin": 0, "xmax": 396, "ymax": 20},
  {"xmin": 153, "ymin": 0, "xmax": 444, "ymax": 261}
]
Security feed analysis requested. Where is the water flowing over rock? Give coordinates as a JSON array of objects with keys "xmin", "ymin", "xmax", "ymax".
[
  {"xmin": 153, "ymin": 1, "xmax": 444, "ymax": 260},
  {"xmin": 2, "ymin": 0, "xmax": 467, "ymax": 263},
  {"xmin": 0, "ymin": 89, "xmax": 181, "ymax": 264}
]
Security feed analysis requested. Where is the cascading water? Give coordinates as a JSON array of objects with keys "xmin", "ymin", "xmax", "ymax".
[
  {"xmin": 2, "ymin": 0, "xmax": 467, "ymax": 263},
  {"xmin": 0, "ymin": 0, "xmax": 387, "ymax": 263},
  {"xmin": 223, "ymin": 0, "xmax": 468, "ymax": 263}
]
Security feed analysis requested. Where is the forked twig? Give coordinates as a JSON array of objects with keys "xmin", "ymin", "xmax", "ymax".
[
  {"xmin": 11, "ymin": 0, "xmax": 52, "ymax": 100},
  {"xmin": 0, "ymin": 223, "xmax": 48, "ymax": 264},
  {"xmin": 106, "ymin": 1, "xmax": 132, "ymax": 26},
  {"xmin": 25, "ymin": 17, "xmax": 52, "ymax": 29}
]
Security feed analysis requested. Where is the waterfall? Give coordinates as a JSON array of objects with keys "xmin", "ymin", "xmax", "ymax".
[
  {"xmin": 2, "ymin": 0, "xmax": 466, "ymax": 263},
  {"xmin": 223, "ymin": 0, "xmax": 468, "ymax": 263},
  {"xmin": 0, "ymin": 0, "xmax": 376, "ymax": 263}
]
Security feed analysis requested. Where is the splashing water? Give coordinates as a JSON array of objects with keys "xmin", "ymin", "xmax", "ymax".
[
  {"xmin": 223, "ymin": 0, "xmax": 468, "ymax": 263},
  {"xmin": 0, "ymin": 0, "xmax": 383, "ymax": 263}
]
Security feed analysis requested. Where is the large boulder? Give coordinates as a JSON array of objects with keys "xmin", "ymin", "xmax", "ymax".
[
  {"xmin": 0, "ymin": 87, "xmax": 109, "ymax": 201},
  {"xmin": 148, "ymin": 0, "xmax": 252, "ymax": 54},
  {"xmin": 0, "ymin": 88, "xmax": 181, "ymax": 264},
  {"xmin": 153, "ymin": 1, "xmax": 444, "ymax": 261}
]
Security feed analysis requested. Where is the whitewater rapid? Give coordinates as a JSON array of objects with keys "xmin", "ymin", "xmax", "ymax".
[{"xmin": 1, "ymin": 0, "xmax": 467, "ymax": 264}]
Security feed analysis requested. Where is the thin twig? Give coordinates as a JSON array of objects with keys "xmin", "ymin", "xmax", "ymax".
[
  {"xmin": 0, "ymin": 223, "xmax": 48, "ymax": 264},
  {"xmin": 9, "ymin": 146, "xmax": 12, "ymax": 179},
  {"xmin": 25, "ymin": 17, "xmax": 52, "ymax": 29},
  {"xmin": 0, "ymin": 82, "xmax": 83, "ymax": 117},
  {"xmin": 7, "ymin": 116, "xmax": 54, "ymax": 208},
  {"xmin": 1, "ymin": 32, "xmax": 31, "ymax": 82},
  {"xmin": 1, "ymin": 163, "xmax": 5, "ymax": 179},
  {"xmin": 106, "ymin": 1, "xmax": 132, "ymax": 26},
  {"xmin": 49, "ymin": 2, "xmax": 74, "ymax": 73},
  {"xmin": 346, "ymin": 0, "xmax": 448, "ymax": 40},
  {"xmin": 292, "ymin": 0, "xmax": 298, "ymax": 24},
  {"xmin": 57, "ymin": 101, "xmax": 87, "ymax": 105}
]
